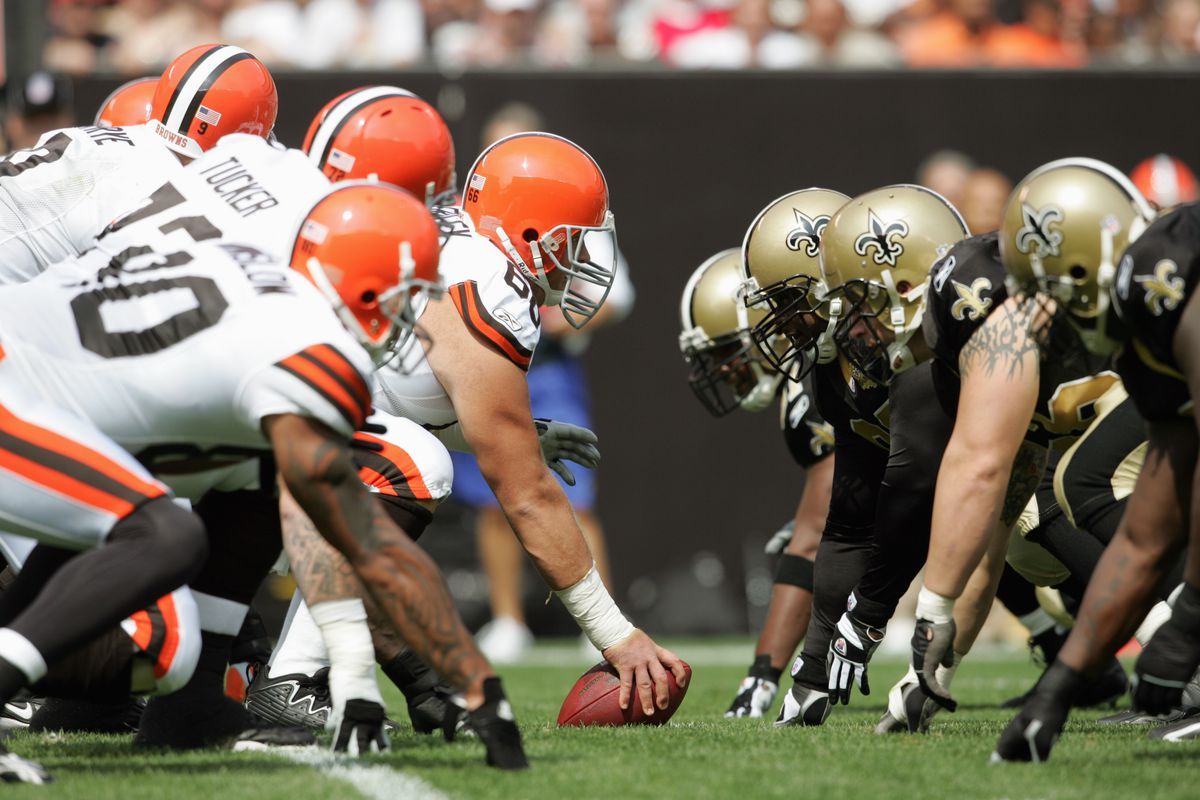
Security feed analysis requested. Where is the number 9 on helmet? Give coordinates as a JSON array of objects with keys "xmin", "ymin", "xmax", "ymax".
[
  {"xmin": 290, "ymin": 183, "xmax": 444, "ymax": 366},
  {"xmin": 463, "ymin": 132, "xmax": 616, "ymax": 328}
]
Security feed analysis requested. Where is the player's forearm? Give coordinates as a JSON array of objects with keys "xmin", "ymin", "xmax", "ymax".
[
  {"xmin": 923, "ymin": 445, "xmax": 1012, "ymax": 599},
  {"xmin": 280, "ymin": 487, "xmax": 363, "ymax": 607},
  {"xmin": 951, "ymin": 521, "xmax": 1010, "ymax": 655}
]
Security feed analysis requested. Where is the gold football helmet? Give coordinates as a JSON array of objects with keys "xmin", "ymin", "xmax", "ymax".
[
  {"xmin": 999, "ymin": 157, "xmax": 1154, "ymax": 355},
  {"xmin": 820, "ymin": 184, "xmax": 969, "ymax": 382},
  {"xmin": 741, "ymin": 188, "xmax": 851, "ymax": 378},
  {"xmin": 680, "ymin": 249, "xmax": 780, "ymax": 416}
]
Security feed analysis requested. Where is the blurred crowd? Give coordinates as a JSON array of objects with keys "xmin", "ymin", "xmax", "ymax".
[{"xmin": 42, "ymin": 0, "xmax": 1200, "ymax": 74}]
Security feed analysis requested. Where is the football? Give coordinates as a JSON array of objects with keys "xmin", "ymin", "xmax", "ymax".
[{"xmin": 557, "ymin": 660, "xmax": 692, "ymax": 727}]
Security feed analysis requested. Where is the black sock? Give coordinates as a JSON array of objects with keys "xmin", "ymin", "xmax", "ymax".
[
  {"xmin": 184, "ymin": 632, "xmax": 235, "ymax": 695},
  {"xmin": 382, "ymin": 648, "xmax": 440, "ymax": 700},
  {"xmin": 748, "ymin": 654, "xmax": 783, "ymax": 683}
]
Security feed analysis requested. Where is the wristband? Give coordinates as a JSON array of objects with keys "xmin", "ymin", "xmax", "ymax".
[
  {"xmin": 916, "ymin": 585, "xmax": 955, "ymax": 624},
  {"xmin": 311, "ymin": 599, "xmax": 384, "ymax": 717},
  {"xmin": 554, "ymin": 562, "xmax": 635, "ymax": 651}
]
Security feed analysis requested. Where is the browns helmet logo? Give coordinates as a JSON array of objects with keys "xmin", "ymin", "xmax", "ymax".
[
  {"xmin": 1015, "ymin": 203, "xmax": 1064, "ymax": 258},
  {"xmin": 786, "ymin": 210, "xmax": 831, "ymax": 257},
  {"xmin": 853, "ymin": 210, "xmax": 908, "ymax": 267},
  {"xmin": 1134, "ymin": 259, "xmax": 1185, "ymax": 316},
  {"xmin": 950, "ymin": 277, "xmax": 993, "ymax": 321}
]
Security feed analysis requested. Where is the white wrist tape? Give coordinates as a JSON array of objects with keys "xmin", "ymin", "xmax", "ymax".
[
  {"xmin": 310, "ymin": 599, "xmax": 383, "ymax": 723},
  {"xmin": 555, "ymin": 563, "xmax": 634, "ymax": 652},
  {"xmin": 916, "ymin": 586, "xmax": 955, "ymax": 624}
]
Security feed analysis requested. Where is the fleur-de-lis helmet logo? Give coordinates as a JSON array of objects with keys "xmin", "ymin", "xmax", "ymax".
[
  {"xmin": 1015, "ymin": 203, "xmax": 1064, "ymax": 258},
  {"xmin": 853, "ymin": 209, "xmax": 909, "ymax": 267},
  {"xmin": 786, "ymin": 209, "xmax": 831, "ymax": 258}
]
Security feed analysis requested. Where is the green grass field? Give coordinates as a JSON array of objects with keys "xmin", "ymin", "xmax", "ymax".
[{"xmin": 4, "ymin": 642, "xmax": 1198, "ymax": 799}]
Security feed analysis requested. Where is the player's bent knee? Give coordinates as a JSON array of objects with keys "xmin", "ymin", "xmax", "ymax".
[{"xmin": 109, "ymin": 496, "xmax": 209, "ymax": 587}]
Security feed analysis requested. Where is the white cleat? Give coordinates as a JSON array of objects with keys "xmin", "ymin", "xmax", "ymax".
[{"xmin": 476, "ymin": 617, "xmax": 534, "ymax": 665}]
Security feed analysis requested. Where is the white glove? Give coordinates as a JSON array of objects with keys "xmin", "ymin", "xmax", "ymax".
[
  {"xmin": 764, "ymin": 520, "xmax": 795, "ymax": 555},
  {"xmin": 534, "ymin": 418, "xmax": 600, "ymax": 486}
]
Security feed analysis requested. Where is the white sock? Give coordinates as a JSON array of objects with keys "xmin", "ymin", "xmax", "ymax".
[
  {"xmin": 1018, "ymin": 608, "xmax": 1057, "ymax": 638},
  {"xmin": 192, "ymin": 591, "xmax": 248, "ymax": 636},
  {"xmin": 268, "ymin": 590, "xmax": 331, "ymax": 676},
  {"xmin": 936, "ymin": 653, "xmax": 963, "ymax": 690},
  {"xmin": 1135, "ymin": 600, "xmax": 1174, "ymax": 647},
  {"xmin": 0, "ymin": 629, "xmax": 46, "ymax": 683}
]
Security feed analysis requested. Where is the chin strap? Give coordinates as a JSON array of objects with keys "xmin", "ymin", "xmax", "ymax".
[
  {"xmin": 816, "ymin": 296, "xmax": 841, "ymax": 364},
  {"xmin": 739, "ymin": 366, "xmax": 783, "ymax": 413},
  {"xmin": 879, "ymin": 270, "xmax": 924, "ymax": 376}
]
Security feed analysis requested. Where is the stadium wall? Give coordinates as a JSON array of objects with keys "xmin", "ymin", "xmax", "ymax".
[{"xmin": 71, "ymin": 71, "xmax": 1196, "ymax": 632}]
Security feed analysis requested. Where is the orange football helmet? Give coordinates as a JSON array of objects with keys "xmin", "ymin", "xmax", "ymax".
[
  {"xmin": 290, "ymin": 183, "xmax": 443, "ymax": 363},
  {"xmin": 303, "ymin": 86, "xmax": 456, "ymax": 206},
  {"xmin": 95, "ymin": 77, "xmax": 157, "ymax": 127},
  {"xmin": 1130, "ymin": 154, "xmax": 1199, "ymax": 210},
  {"xmin": 462, "ymin": 132, "xmax": 616, "ymax": 328},
  {"xmin": 149, "ymin": 44, "xmax": 277, "ymax": 159}
]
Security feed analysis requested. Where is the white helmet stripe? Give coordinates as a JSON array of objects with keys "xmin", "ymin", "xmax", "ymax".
[
  {"xmin": 162, "ymin": 45, "xmax": 251, "ymax": 132},
  {"xmin": 307, "ymin": 86, "xmax": 416, "ymax": 169}
]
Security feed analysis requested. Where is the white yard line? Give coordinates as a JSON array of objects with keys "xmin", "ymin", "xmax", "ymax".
[{"xmin": 278, "ymin": 747, "xmax": 449, "ymax": 800}]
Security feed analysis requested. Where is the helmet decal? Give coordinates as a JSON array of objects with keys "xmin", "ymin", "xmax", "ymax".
[
  {"xmin": 853, "ymin": 210, "xmax": 909, "ymax": 267},
  {"xmin": 786, "ymin": 210, "xmax": 830, "ymax": 257},
  {"xmin": 1134, "ymin": 259, "xmax": 1185, "ymax": 316},
  {"xmin": 160, "ymin": 45, "xmax": 254, "ymax": 134},
  {"xmin": 306, "ymin": 86, "xmax": 415, "ymax": 171},
  {"xmin": 1015, "ymin": 203, "xmax": 1064, "ymax": 258}
]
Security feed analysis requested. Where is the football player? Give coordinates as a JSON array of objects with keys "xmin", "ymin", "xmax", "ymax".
[
  {"xmin": 266, "ymin": 132, "xmax": 689, "ymax": 732},
  {"xmin": 771, "ymin": 186, "xmax": 968, "ymax": 728},
  {"xmin": 0, "ymin": 44, "xmax": 276, "ymax": 286},
  {"xmin": 675, "ymin": 241, "xmax": 834, "ymax": 718},
  {"xmin": 992, "ymin": 160, "xmax": 1200, "ymax": 760},
  {"xmin": 0, "ymin": 181, "xmax": 535, "ymax": 782}
]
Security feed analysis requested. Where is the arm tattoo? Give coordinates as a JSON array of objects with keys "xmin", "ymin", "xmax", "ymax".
[
  {"xmin": 280, "ymin": 487, "xmax": 362, "ymax": 607},
  {"xmin": 277, "ymin": 424, "xmax": 489, "ymax": 692},
  {"xmin": 959, "ymin": 301, "xmax": 1041, "ymax": 381},
  {"xmin": 1001, "ymin": 442, "xmax": 1048, "ymax": 528}
]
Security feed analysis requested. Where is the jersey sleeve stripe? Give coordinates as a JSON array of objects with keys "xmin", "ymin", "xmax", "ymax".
[
  {"xmin": 276, "ymin": 354, "xmax": 368, "ymax": 431},
  {"xmin": 304, "ymin": 344, "xmax": 373, "ymax": 409},
  {"xmin": 352, "ymin": 433, "xmax": 433, "ymax": 500},
  {"xmin": 0, "ymin": 404, "xmax": 166, "ymax": 516},
  {"xmin": 449, "ymin": 281, "xmax": 533, "ymax": 370},
  {"xmin": 357, "ymin": 464, "xmax": 400, "ymax": 496}
]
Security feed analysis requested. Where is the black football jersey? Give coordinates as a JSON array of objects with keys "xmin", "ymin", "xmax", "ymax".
[
  {"xmin": 924, "ymin": 232, "xmax": 1119, "ymax": 449},
  {"xmin": 779, "ymin": 366, "xmax": 835, "ymax": 468},
  {"xmin": 811, "ymin": 358, "xmax": 892, "ymax": 452},
  {"xmin": 1112, "ymin": 204, "xmax": 1200, "ymax": 422}
]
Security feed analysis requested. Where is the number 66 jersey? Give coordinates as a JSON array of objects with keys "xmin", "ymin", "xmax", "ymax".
[{"xmin": 0, "ymin": 238, "xmax": 373, "ymax": 499}]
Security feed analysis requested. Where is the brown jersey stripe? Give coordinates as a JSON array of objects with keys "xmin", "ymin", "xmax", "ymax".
[
  {"xmin": 352, "ymin": 433, "xmax": 432, "ymax": 500},
  {"xmin": 276, "ymin": 352, "xmax": 368, "ymax": 430},
  {"xmin": 449, "ymin": 282, "xmax": 532, "ymax": 370},
  {"xmin": 302, "ymin": 344, "xmax": 372, "ymax": 410},
  {"xmin": 0, "ymin": 406, "xmax": 164, "ymax": 515}
]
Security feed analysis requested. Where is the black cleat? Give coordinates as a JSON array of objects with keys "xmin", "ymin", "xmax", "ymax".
[
  {"xmin": 1148, "ymin": 712, "xmax": 1200, "ymax": 741},
  {"xmin": 136, "ymin": 690, "xmax": 314, "ymax": 750},
  {"xmin": 0, "ymin": 698, "xmax": 40, "ymax": 731},
  {"xmin": 773, "ymin": 684, "xmax": 831, "ymax": 727},
  {"xmin": 467, "ymin": 677, "xmax": 528, "ymax": 770},
  {"xmin": 1075, "ymin": 658, "xmax": 1128, "ymax": 708},
  {"xmin": 410, "ymin": 685, "xmax": 470, "ymax": 738},
  {"xmin": 30, "ymin": 696, "xmax": 145, "ymax": 734},
  {"xmin": 245, "ymin": 666, "xmax": 332, "ymax": 730},
  {"xmin": 876, "ymin": 681, "xmax": 939, "ymax": 734}
]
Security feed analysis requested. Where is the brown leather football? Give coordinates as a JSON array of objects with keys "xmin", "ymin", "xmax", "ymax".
[{"xmin": 556, "ymin": 660, "xmax": 691, "ymax": 726}]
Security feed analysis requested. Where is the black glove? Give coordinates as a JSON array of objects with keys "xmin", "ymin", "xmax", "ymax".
[
  {"xmin": 332, "ymin": 699, "xmax": 390, "ymax": 756},
  {"xmin": 1132, "ymin": 584, "xmax": 1200, "ymax": 716},
  {"xmin": 912, "ymin": 617, "xmax": 958, "ymax": 711},
  {"xmin": 991, "ymin": 661, "xmax": 1081, "ymax": 763},
  {"xmin": 467, "ymin": 677, "xmax": 528, "ymax": 770},
  {"xmin": 828, "ymin": 610, "xmax": 885, "ymax": 705}
]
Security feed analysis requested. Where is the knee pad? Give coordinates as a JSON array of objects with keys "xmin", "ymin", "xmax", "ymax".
[
  {"xmin": 775, "ymin": 554, "xmax": 815, "ymax": 591},
  {"xmin": 109, "ymin": 496, "xmax": 208, "ymax": 587}
]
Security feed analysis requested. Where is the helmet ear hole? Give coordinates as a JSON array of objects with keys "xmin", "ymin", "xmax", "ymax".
[
  {"xmin": 522, "ymin": 228, "xmax": 539, "ymax": 242},
  {"xmin": 1068, "ymin": 265, "xmax": 1087, "ymax": 281},
  {"xmin": 360, "ymin": 289, "xmax": 378, "ymax": 307},
  {"xmin": 896, "ymin": 280, "xmax": 913, "ymax": 294}
]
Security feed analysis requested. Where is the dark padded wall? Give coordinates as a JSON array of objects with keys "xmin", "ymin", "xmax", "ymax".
[{"xmin": 72, "ymin": 71, "xmax": 1198, "ymax": 631}]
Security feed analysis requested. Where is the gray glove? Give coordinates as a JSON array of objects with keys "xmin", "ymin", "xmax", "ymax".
[
  {"xmin": 912, "ymin": 618, "xmax": 958, "ymax": 711},
  {"xmin": 534, "ymin": 418, "xmax": 600, "ymax": 486},
  {"xmin": 764, "ymin": 520, "xmax": 795, "ymax": 555}
]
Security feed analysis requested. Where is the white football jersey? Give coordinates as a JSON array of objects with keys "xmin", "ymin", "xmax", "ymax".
[
  {"xmin": 0, "ymin": 239, "xmax": 373, "ymax": 500},
  {"xmin": 91, "ymin": 133, "xmax": 331, "ymax": 264},
  {"xmin": 373, "ymin": 206, "xmax": 542, "ymax": 427},
  {"xmin": 0, "ymin": 123, "xmax": 181, "ymax": 284}
]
